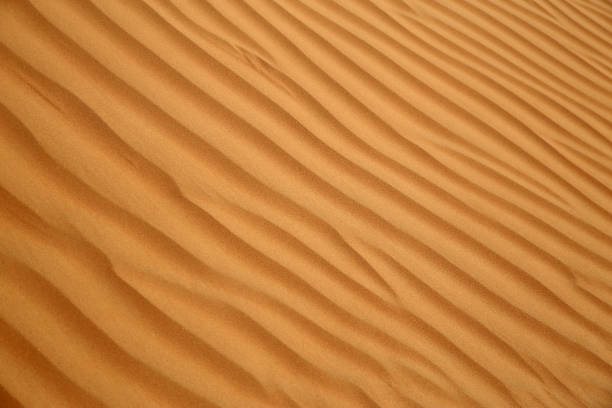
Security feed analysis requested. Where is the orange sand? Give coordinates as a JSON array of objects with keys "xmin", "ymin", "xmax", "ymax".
[{"xmin": 1, "ymin": 0, "xmax": 611, "ymax": 407}]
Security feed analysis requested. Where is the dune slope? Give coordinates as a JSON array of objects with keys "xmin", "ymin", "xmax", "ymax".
[{"xmin": 0, "ymin": 0, "xmax": 611, "ymax": 407}]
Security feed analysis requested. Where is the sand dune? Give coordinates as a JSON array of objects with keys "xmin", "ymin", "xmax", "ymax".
[{"xmin": 0, "ymin": 0, "xmax": 611, "ymax": 407}]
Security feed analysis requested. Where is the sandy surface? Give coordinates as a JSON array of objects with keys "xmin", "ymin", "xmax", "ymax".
[{"xmin": 0, "ymin": 0, "xmax": 611, "ymax": 407}]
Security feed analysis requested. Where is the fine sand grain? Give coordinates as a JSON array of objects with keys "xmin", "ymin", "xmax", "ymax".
[{"xmin": 1, "ymin": 0, "xmax": 611, "ymax": 407}]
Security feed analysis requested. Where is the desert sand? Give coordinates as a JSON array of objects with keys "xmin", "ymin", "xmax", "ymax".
[{"xmin": 0, "ymin": 0, "xmax": 611, "ymax": 407}]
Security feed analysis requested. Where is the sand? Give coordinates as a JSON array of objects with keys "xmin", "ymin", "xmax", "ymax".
[{"xmin": 0, "ymin": 0, "xmax": 611, "ymax": 407}]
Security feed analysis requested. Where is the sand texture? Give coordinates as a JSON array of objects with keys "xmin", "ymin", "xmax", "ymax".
[{"xmin": 1, "ymin": 0, "xmax": 612, "ymax": 407}]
